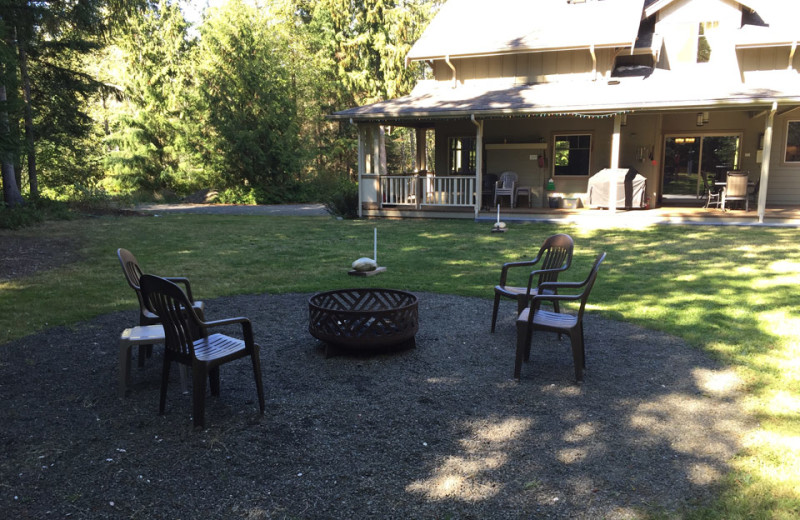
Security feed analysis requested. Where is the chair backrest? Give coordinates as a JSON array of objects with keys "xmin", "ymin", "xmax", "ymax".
[
  {"xmin": 534, "ymin": 233, "xmax": 574, "ymax": 286},
  {"xmin": 118, "ymin": 248, "xmax": 153, "ymax": 317},
  {"xmin": 497, "ymin": 171, "xmax": 518, "ymax": 189},
  {"xmin": 726, "ymin": 171, "xmax": 749, "ymax": 198},
  {"xmin": 140, "ymin": 274, "xmax": 202, "ymax": 357},
  {"xmin": 575, "ymin": 252, "xmax": 607, "ymax": 321}
]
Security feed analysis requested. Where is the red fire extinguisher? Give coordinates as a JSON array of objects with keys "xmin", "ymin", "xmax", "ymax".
[{"xmin": 538, "ymin": 153, "xmax": 546, "ymax": 168}]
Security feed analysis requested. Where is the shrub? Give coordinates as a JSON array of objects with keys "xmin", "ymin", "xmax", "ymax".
[{"xmin": 323, "ymin": 181, "xmax": 359, "ymax": 219}]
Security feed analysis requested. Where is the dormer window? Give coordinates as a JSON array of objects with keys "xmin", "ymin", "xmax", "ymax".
[{"xmin": 697, "ymin": 21, "xmax": 718, "ymax": 63}]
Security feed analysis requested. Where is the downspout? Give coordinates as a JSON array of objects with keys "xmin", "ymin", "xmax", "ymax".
[
  {"xmin": 789, "ymin": 40, "xmax": 797, "ymax": 70},
  {"xmin": 446, "ymin": 55, "xmax": 457, "ymax": 88},
  {"xmin": 471, "ymin": 114, "xmax": 484, "ymax": 218},
  {"xmin": 590, "ymin": 44, "xmax": 597, "ymax": 81}
]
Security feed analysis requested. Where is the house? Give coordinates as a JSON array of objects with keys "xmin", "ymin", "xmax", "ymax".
[{"xmin": 329, "ymin": 0, "xmax": 800, "ymax": 222}]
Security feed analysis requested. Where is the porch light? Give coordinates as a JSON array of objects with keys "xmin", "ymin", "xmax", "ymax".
[{"xmin": 696, "ymin": 113, "xmax": 704, "ymax": 126}]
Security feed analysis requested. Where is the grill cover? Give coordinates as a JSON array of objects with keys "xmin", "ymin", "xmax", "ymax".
[{"xmin": 587, "ymin": 168, "xmax": 646, "ymax": 209}]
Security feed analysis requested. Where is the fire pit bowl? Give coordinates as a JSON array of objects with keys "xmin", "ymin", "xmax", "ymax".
[{"xmin": 308, "ymin": 288, "xmax": 418, "ymax": 351}]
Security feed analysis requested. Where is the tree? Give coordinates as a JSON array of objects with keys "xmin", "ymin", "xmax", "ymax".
[
  {"xmin": 104, "ymin": 0, "xmax": 198, "ymax": 194},
  {"xmin": 191, "ymin": 0, "xmax": 300, "ymax": 196}
]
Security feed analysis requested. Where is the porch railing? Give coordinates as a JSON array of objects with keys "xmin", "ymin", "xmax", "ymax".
[{"xmin": 379, "ymin": 175, "xmax": 476, "ymax": 209}]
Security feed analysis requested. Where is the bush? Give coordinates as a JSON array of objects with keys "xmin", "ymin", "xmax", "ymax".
[
  {"xmin": 0, "ymin": 198, "xmax": 74, "ymax": 230},
  {"xmin": 323, "ymin": 181, "xmax": 360, "ymax": 219}
]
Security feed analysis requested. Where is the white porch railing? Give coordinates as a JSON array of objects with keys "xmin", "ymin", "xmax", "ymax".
[{"xmin": 379, "ymin": 175, "xmax": 476, "ymax": 208}]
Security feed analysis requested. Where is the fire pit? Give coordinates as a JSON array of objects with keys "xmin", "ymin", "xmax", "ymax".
[{"xmin": 308, "ymin": 288, "xmax": 418, "ymax": 352}]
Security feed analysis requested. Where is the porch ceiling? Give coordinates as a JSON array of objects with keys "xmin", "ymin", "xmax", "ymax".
[{"xmin": 329, "ymin": 69, "xmax": 800, "ymax": 123}]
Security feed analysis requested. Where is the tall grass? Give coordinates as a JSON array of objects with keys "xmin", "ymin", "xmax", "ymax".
[{"xmin": 1, "ymin": 214, "xmax": 799, "ymax": 518}]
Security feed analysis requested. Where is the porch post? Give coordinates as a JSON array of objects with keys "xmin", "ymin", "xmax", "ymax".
[
  {"xmin": 472, "ymin": 115, "xmax": 484, "ymax": 218},
  {"xmin": 357, "ymin": 123, "xmax": 366, "ymax": 218},
  {"xmin": 757, "ymin": 102, "xmax": 777, "ymax": 223},
  {"xmin": 415, "ymin": 128, "xmax": 427, "ymax": 172},
  {"xmin": 609, "ymin": 113, "xmax": 622, "ymax": 213}
]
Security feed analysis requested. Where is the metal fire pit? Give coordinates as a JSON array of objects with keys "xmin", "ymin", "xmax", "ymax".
[{"xmin": 308, "ymin": 288, "xmax": 418, "ymax": 352}]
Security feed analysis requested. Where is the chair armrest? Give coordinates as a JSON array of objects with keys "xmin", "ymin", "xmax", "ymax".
[
  {"xmin": 537, "ymin": 278, "xmax": 589, "ymax": 292},
  {"xmin": 202, "ymin": 316, "xmax": 255, "ymax": 345},
  {"xmin": 165, "ymin": 276, "xmax": 195, "ymax": 302},
  {"xmin": 525, "ymin": 266, "xmax": 570, "ymax": 296},
  {"xmin": 499, "ymin": 257, "xmax": 542, "ymax": 285}
]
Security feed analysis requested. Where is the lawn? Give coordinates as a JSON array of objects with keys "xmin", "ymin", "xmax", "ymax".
[{"xmin": 1, "ymin": 213, "xmax": 799, "ymax": 518}]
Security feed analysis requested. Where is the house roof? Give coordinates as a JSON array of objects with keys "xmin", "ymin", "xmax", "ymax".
[
  {"xmin": 329, "ymin": 69, "xmax": 800, "ymax": 123},
  {"xmin": 406, "ymin": 0, "xmax": 645, "ymax": 62}
]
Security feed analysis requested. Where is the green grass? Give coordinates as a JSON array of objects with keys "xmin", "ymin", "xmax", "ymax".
[{"xmin": 2, "ymin": 214, "xmax": 800, "ymax": 518}]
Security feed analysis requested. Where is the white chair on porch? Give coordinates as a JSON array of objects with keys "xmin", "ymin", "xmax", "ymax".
[{"xmin": 494, "ymin": 171, "xmax": 518, "ymax": 208}]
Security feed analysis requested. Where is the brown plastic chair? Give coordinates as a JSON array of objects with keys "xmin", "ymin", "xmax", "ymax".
[
  {"xmin": 491, "ymin": 233, "xmax": 574, "ymax": 333},
  {"xmin": 515, "ymin": 252, "xmax": 606, "ymax": 382},
  {"xmin": 117, "ymin": 248, "xmax": 205, "ymax": 366},
  {"xmin": 140, "ymin": 274, "xmax": 265, "ymax": 428},
  {"xmin": 722, "ymin": 171, "xmax": 749, "ymax": 211}
]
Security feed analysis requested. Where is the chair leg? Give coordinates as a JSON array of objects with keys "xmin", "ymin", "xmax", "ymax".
[
  {"xmin": 251, "ymin": 347, "xmax": 265, "ymax": 414},
  {"xmin": 514, "ymin": 319, "xmax": 528, "ymax": 380},
  {"xmin": 159, "ymin": 356, "xmax": 171, "ymax": 415},
  {"xmin": 193, "ymin": 366, "xmax": 208, "ymax": 428},
  {"xmin": 209, "ymin": 366, "xmax": 221, "ymax": 397},
  {"xmin": 491, "ymin": 294, "xmax": 501, "ymax": 333},
  {"xmin": 569, "ymin": 329, "xmax": 584, "ymax": 382}
]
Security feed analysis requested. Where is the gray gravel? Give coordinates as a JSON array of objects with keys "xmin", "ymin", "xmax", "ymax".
[{"xmin": 0, "ymin": 292, "xmax": 752, "ymax": 519}]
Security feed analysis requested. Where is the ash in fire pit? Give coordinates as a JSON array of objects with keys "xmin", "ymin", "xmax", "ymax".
[{"xmin": 308, "ymin": 288, "xmax": 418, "ymax": 354}]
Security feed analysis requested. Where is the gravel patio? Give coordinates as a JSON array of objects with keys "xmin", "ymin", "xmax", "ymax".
[{"xmin": 0, "ymin": 291, "xmax": 752, "ymax": 519}]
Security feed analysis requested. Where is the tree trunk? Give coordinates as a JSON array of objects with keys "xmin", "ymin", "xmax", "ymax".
[
  {"xmin": 0, "ymin": 83, "xmax": 24, "ymax": 207},
  {"xmin": 17, "ymin": 42, "xmax": 36, "ymax": 199}
]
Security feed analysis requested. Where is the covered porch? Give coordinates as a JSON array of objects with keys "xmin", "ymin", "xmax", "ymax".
[{"xmin": 333, "ymin": 71, "xmax": 800, "ymax": 224}]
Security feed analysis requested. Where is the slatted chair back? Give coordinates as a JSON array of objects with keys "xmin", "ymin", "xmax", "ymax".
[
  {"xmin": 118, "ymin": 248, "xmax": 149, "ymax": 313},
  {"xmin": 140, "ymin": 274, "xmax": 202, "ymax": 360},
  {"xmin": 533, "ymin": 233, "xmax": 574, "ymax": 288}
]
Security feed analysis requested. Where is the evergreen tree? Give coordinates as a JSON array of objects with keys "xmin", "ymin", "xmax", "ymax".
[
  {"xmin": 104, "ymin": 0, "xmax": 197, "ymax": 194},
  {"xmin": 192, "ymin": 0, "xmax": 300, "ymax": 198}
]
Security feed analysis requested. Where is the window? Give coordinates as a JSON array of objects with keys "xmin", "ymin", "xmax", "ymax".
[
  {"xmin": 786, "ymin": 121, "xmax": 800, "ymax": 163},
  {"xmin": 553, "ymin": 134, "xmax": 591, "ymax": 176},
  {"xmin": 697, "ymin": 21, "xmax": 717, "ymax": 63},
  {"xmin": 448, "ymin": 137, "xmax": 476, "ymax": 174}
]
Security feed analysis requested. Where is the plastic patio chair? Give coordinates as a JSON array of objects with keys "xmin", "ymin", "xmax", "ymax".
[
  {"xmin": 491, "ymin": 233, "xmax": 574, "ymax": 332},
  {"xmin": 493, "ymin": 171, "xmax": 518, "ymax": 208},
  {"xmin": 514, "ymin": 252, "xmax": 607, "ymax": 382},
  {"xmin": 117, "ymin": 248, "xmax": 206, "ymax": 367},
  {"xmin": 140, "ymin": 274, "xmax": 265, "ymax": 428}
]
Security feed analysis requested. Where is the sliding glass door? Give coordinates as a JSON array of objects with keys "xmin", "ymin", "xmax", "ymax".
[{"xmin": 663, "ymin": 134, "xmax": 740, "ymax": 199}]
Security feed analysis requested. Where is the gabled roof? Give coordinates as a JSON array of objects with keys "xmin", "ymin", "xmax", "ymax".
[
  {"xmin": 330, "ymin": 70, "xmax": 800, "ymax": 122},
  {"xmin": 406, "ymin": 0, "xmax": 645, "ymax": 62}
]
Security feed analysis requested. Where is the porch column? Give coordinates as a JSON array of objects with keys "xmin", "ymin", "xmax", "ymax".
[
  {"xmin": 472, "ymin": 115, "xmax": 484, "ymax": 218},
  {"xmin": 609, "ymin": 113, "xmax": 623, "ymax": 213},
  {"xmin": 758, "ymin": 102, "xmax": 777, "ymax": 223},
  {"xmin": 357, "ymin": 123, "xmax": 366, "ymax": 218},
  {"xmin": 415, "ymin": 128, "xmax": 427, "ymax": 172}
]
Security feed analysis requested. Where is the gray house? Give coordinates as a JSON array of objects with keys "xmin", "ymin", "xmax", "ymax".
[{"xmin": 330, "ymin": 0, "xmax": 800, "ymax": 222}]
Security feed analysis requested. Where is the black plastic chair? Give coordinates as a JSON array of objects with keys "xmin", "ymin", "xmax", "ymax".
[
  {"xmin": 491, "ymin": 234, "xmax": 574, "ymax": 332},
  {"xmin": 514, "ymin": 252, "xmax": 606, "ymax": 382},
  {"xmin": 140, "ymin": 274, "xmax": 265, "ymax": 428}
]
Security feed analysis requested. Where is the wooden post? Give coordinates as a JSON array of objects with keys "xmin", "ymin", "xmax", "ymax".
[
  {"xmin": 472, "ymin": 115, "xmax": 484, "ymax": 218},
  {"xmin": 609, "ymin": 114, "xmax": 622, "ymax": 213},
  {"xmin": 758, "ymin": 102, "xmax": 777, "ymax": 223}
]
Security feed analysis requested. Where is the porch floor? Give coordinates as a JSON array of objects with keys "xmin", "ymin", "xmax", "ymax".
[{"xmin": 476, "ymin": 204, "xmax": 800, "ymax": 228}]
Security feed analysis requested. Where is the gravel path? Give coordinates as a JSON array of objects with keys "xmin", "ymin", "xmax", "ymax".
[
  {"xmin": 135, "ymin": 203, "xmax": 328, "ymax": 217},
  {"xmin": 0, "ymin": 292, "xmax": 751, "ymax": 519}
]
